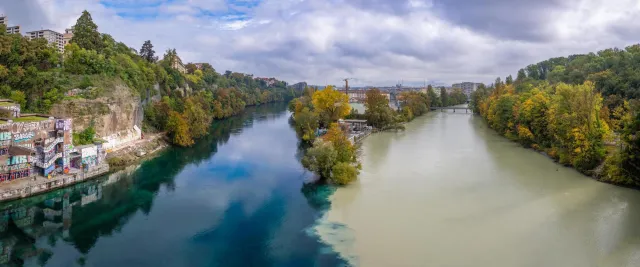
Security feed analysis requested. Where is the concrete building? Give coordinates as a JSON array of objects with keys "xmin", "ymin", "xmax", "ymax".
[
  {"xmin": 27, "ymin": 29, "xmax": 65, "ymax": 53},
  {"xmin": 1, "ymin": 16, "xmax": 21, "ymax": 34},
  {"xmin": 171, "ymin": 56, "xmax": 187, "ymax": 74},
  {"xmin": 5, "ymin": 25, "xmax": 20, "ymax": 34},
  {"xmin": 338, "ymin": 89, "xmax": 390, "ymax": 103},
  {"xmin": 0, "ymin": 99, "xmax": 106, "ymax": 183},
  {"xmin": 452, "ymin": 82, "xmax": 484, "ymax": 98},
  {"xmin": 63, "ymin": 28, "xmax": 74, "ymax": 47}
]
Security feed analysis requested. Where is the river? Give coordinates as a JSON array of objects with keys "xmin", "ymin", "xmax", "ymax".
[
  {"xmin": 2, "ymin": 103, "xmax": 640, "ymax": 267},
  {"xmin": 316, "ymin": 107, "xmax": 640, "ymax": 267},
  {"xmin": 0, "ymin": 103, "xmax": 346, "ymax": 267}
]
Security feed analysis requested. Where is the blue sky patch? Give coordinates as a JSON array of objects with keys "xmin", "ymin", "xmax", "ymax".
[{"xmin": 100, "ymin": 0, "xmax": 262, "ymax": 22}]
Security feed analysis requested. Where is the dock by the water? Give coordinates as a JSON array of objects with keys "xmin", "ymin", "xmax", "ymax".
[{"xmin": 0, "ymin": 163, "xmax": 109, "ymax": 202}]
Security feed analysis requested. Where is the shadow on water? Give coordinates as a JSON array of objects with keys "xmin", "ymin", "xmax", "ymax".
[{"xmin": 0, "ymin": 102, "xmax": 347, "ymax": 267}]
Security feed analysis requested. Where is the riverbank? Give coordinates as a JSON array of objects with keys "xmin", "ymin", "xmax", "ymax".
[
  {"xmin": 314, "ymin": 111, "xmax": 640, "ymax": 267},
  {"xmin": 106, "ymin": 132, "xmax": 169, "ymax": 169},
  {"xmin": 0, "ymin": 102, "xmax": 348, "ymax": 266}
]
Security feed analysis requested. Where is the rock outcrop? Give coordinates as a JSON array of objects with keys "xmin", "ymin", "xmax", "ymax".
[{"xmin": 50, "ymin": 83, "xmax": 143, "ymax": 151}]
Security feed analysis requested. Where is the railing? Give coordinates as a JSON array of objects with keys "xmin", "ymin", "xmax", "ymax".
[
  {"xmin": 43, "ymin": 137, "xmax": 64, "ymax": 152},
  {"xmin": 35, "ymin": 153, "xmax": 62, "ymax": 168}
]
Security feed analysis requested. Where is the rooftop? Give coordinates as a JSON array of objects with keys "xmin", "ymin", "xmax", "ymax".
[
  {"xmin": 0, "ymin": 99, "xmax": 16, "ymax": 107},
  {"xmin": 12, "ymin": 116, "xmax": 48, "ymax": 122}
]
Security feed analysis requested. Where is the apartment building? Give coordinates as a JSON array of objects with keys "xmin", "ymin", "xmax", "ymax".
[
  {"xmin": 1, "ymin": 16, "xmax": 21, "ymax": 34},
  {"xmin": 452, "ymin": 82, "xmax": 484, "ymax": 98},
  {"xmin": 171, "ymin": 56, "xmax": 187, "ymax": 74},
  {"xmin": 0, "ymin": 100, "xmax": 106, "ymax": 183},
  {"xmin": 27, "ymin": 29, "xmax": 65, "ymax": 53},
  {"xmin": 5, "ymin": 26, "xmax": 19, "ymax": 34}
]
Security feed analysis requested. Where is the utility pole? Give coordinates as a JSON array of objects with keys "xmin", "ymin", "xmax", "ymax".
[{"xmin": 343, "ymin": 78, "xmax": 350, "ymax": 95}]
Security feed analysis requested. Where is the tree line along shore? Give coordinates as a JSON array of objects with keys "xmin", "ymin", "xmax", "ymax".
[{"xmin": 470, "ymin": 45, "xmax": 640, "ymax": 187}]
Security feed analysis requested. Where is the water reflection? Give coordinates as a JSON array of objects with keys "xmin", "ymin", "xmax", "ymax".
[{"xmin": 0, "ymin": 103, "xmax": 346, "ymax": 267}]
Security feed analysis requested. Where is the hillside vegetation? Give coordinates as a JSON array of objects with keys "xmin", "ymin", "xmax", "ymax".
[
  {"xmin": 471, "ymin": 44, "xmax": 640, "ymax": 186},
  {"xmin": 0, "ymin": 11, "xmax": 297, "ymax": 147}
]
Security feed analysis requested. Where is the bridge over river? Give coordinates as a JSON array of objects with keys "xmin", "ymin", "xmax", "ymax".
[{"xmin": 430, "ymin": 105, "xmax": 473, "ymax": 113}]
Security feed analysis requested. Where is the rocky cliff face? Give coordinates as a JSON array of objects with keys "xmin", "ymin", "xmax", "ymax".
[{"xmin": 50, "ymin": 84, "xmax": 143, "ymax": 149}]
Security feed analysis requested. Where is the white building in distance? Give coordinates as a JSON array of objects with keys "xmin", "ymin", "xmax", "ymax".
[
  {"xmin": 27, "ymin": 29, "xmax": 65, "ymax": 53},
  {"xmin": 452, "ymin": 82, "xmax": 484, "ymax": 98}
]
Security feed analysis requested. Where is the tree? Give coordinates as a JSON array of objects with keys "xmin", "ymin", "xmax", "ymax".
[
  {"xmin": 312, "ymin": 85, "xmax": 350, "ymax": 126},
  {"xmin": 427, "ymin": 86, "xmax": 441, "ymax": 107},
  {"xmin": 323, "ymin": 123, "xmax": 357, "ymax": 163},
  {"xmin": 331, "ymin": 162, "xmax": 359, "ymax": 185},
  {"xmin": 301, "ymin": 139, "xmax": 337, "ymax": 179},
  {"xmin": 506, "ymin": 75, "xmax": 513, "ymax": 85},
  {"xmin": 182, "ymin": 98, "xmax": 211, "ymax": 139},
  {"xmin": 139, "ymin": 40, "xmax": 157, "ymax": 63},
  {"xmin": 516, "ymin": 69, "xmax": 527, "ymax": 82},
  {"xmin": 294, "ymin": 107, "xmax": 319, "ymax": 142},
  {"xmin": 440, "ymin": 87, "xmax": 449, "ymax": 107},
  {"xmin": 166, "ymin": 111, "xmax": 194, "ymax": 147},
  {"xmin": 620, "ymin": 111, "xmax": 640, "ymax": 183},
  {"xmin": 365, "ymin": 88, "xmax": 394, "ymax": 129},
  {"xmin": 185, "ymin": 63, "xmax": 198, "ymax": 74},
  {"xmin": 10, "ymin": 90, "xmax": 26, "ymax": 108},
  {"xmin": 71, "ymin": 10, "xmax": 103, "ymax": 51}
]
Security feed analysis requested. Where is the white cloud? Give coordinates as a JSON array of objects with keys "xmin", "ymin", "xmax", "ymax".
[{"xmin": 2, "ymin": 0, "xmax": 640, "ymax": 86}]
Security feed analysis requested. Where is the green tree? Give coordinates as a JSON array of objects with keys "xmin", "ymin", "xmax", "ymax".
[
  {"xmin": 324, "ymin": 123, "xmax": 357, "ymax": 163},
  {"xmin": 620, "ymin": 111, "xmax": 640, "ymax": 183},
  {"xmin": 139, "ymin": 40, "xmax": 157, "ymax": 63},
  {"xmin": 440, "ymin": 87, "xmax": 449, "ymax": 106},
  {"xmin": 294, "ymin": 107, "xmax": 319, "ymax": 142},
  {"xmin": 71, "ymin": 10, "xmax": 103, "ymax": 51},
  {"xmin": 10, "ymin": 90, "xmax": 26, "ymax": 108},
  {"xmin": 301, "ymin": 139, "xmax": 337, "ymax": 179},
  {"xmin": 331, "ymin": 162, "xmax": 359, "ymax": 185},
  {"xmin": 516, "ymin": 69, "xmax": 527, "ymax": 82},
  {"xmin": 427, "ymin": 85, "xmax": 441, "ymax": 107},
  {"xmin": 506, "ymin": 75, "xmax": 513, "ymax": 85},
  {"xmin": 364, "ymin": 88, "xmax": 394, "ymax": 129}
]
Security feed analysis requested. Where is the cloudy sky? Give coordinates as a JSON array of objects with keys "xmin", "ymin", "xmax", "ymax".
[{"xmin": 1, "ymin": 0, "xmax": 639, "ymax": 86}]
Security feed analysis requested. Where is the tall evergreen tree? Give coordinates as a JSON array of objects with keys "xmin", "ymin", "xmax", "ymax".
[
  {"xmin": 516, "ymin": 69, "xmax": 527, "ymax": 82},
  {"xmin": 71, "ymin": 10, "xmax": 102, "ymax": 51},
  {"xmin": 139, "ymin": 40, "xmax": 157, "ymax": 63},
  {"xmin": 506, "ymin": 75, "xmax": 513, "ymax": 85}
]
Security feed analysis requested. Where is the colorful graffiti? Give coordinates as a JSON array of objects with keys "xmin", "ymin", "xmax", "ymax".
[
  {"xmin": 82, "ymin": 155, "xmax": 97, "ymax": 166},
  {"xmin": 0, "ymin": 147, "xmax": 8, "ymax": 156},
  {"xmin": 16, "ymin": 143, "xmax": 34, "ymax": 149},
  {"xmin": 0, "ymin": 169, "xmax": 30, "ymax": 182},
  {"xmin": 6, "ymin": 155, "xmax": 33, "ymax": 165},
  {"xmin": 82, "ymin": 147, "xmax": 97, "ymax": 157},
  {"xmin": 0, "ymin": 163, "xmax": 30, "ymax": 172},
  {"xmin": 44, "ymin": 164, "xmax": 55, "ymax": 176},
  {"xmin": 55, "ymin": 119, "xmax": 65, "ymax": 130},
  {"xmin": 0, "ymin": 132, "xmax": 11, "ymax": 141},
  {"xmin": 13, "ymin": 132, "xmax": 34, "ymax": 143}
]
